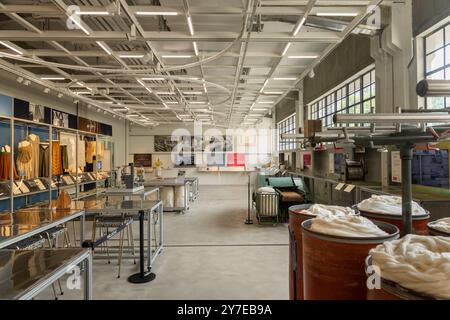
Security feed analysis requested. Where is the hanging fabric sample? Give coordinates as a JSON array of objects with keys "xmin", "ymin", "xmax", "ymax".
[
  {"xmin": 39, "ymin": 143, "xmax": 50, "ymax": 177},
  {"xmin": 86, "ymin": 140, "xmax": 96, "ymax": 164},
  {"xmin": 27, "ymin": 133, "xmax": 40, "ymax": 178},
  {"xmin": 52, "ymin": 140, "xmax": 62, "ymax": 176},
  {"xmin": 16, "ymin": 141, "xmax": 33, "ymax": 179},
  {"xmin": 77, "ymin": 137, "xmax": 86, "ymax": 170},
  {"xmin": 60, "ymin": 132, "xmax": 76, "ymax": 173},
  {"xmin": 60, "ymin": 145, "xmax": 68, "ymax": 173},
  {"xmin": 0, "ymin": 145, "xmax": 19, "ymax": 180}
]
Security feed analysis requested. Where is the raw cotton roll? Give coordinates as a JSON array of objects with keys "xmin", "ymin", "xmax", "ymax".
[
  {"xmin": 310, "ymin": 215, "xmax": 388, "ymax": 238},
  {"xmin": 174, "ymin": 186, "xmax": 185, "ymax": 208},
  {"xmin": 370, "ymin": 234, "xmax": 450, "ymax": 299},
  {"xmin": 161, "ymin": 187, "xmax": 174, "ymax": 208},
  {"xmin": 257, "ymin": 186, "xmax": 276, "ymax": 193},
  {"xmin": 357, "ymin": 195, "xmax": 426, "ymax": 216},
  {"xmin": 299, "ymin": 204, "xmax": 355, "ymax": 217},
  {"xmin": 428, "ymin": 218, "xmax": 450, "ymax": 234}
]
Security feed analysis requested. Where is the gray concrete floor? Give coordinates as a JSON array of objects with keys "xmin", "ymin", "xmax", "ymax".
[{"xmin": 37, "ymin": 185, "xmax": 289, "ymax": 300}]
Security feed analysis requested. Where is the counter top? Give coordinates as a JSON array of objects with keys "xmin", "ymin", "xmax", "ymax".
[
  {"xmin": 0, "ymin": 207, "xmax": 85, "ymax": 249},
  {"xmin": 0, "ymin": 248, "xmax": 89, "ymax": 300}
]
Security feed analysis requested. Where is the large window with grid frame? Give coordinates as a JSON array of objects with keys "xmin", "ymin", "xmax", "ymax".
[
  {"xmin": 278, "ymin": 114, "xmax": 296, "ymax": 151},
  {"xmin": 424, "ymin": 23, "xmax": 450, "ymax": 109},
  {"xmin": 309, "ymin": 68, "xmax": 376, "ymax": 127}
]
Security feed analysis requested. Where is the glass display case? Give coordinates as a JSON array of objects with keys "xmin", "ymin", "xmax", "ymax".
[{"xmin": 0, "ymin": 92, "xmax": 115, "ymax": 213}]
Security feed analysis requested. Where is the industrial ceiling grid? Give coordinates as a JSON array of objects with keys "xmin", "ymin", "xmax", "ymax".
[{"xmin": 0, "ymin": 0, "xmax": 384, "ymax": 127}]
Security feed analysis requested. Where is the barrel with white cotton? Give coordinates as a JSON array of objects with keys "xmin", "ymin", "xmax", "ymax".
[
  {"xmin": 427, "ymin": 218, "xmax": 450, "ymax": 237},
  {"xmin": 301, "ymin": 215, "xmax": 399, "ymax": 300},
  {"xmin": 356, "ymin": 195, "xmax": 430, "ymax": 235},
  {"xmin": 288, "ymin": 204, "xmax": 357, "ymax": 300},
  {"xmin": 366, "ymin": 235, "xmax": 450, "ymax": 300}
]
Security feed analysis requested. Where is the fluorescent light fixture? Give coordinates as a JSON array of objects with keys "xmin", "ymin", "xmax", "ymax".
[
  {"xmin": 141, "ymin": 77, "xmax": 164, "ymax": 81},
  {"xmin": 75, "ymin": 11, "xmax": 110, "ymax": 16},
  {"xmin": 293, "ymin": 17, "xmax": 306, "ymax": 36},
  {"xmin": 287, "ymin": 55, "xmax": 318, "ymax": 59},
  {"xmin": 257, "ymin": 101, "xmax": 274, "ymax": 104},
  {"xmin": 145, "ymin": 87, "xmax": 153, "ymax": 94},
  {"xmin": 75, "ymin": 91, "xmax": 91, "ymax": 95},
  {"xmin": 111, "ymin": 108, "xmax": 128, "ymax": 111},
  {"xmin": 190, "ymin": 102, "xmax": 206, "ymax": 104},
  {"xmin": 187, "ymin": 16, "xmax": 194, "ymax": 36},
  {"xmin": 135, "ymin": 11, "xmax": 178, "ymax": 16},
  {"xmin": 164, "ymin": 101, "xmax": 179, "ymax": 104},
  {"xmin": 157, "ymin": 92, "xmax": 175, "ymax": 95},
  {"xmin": 162, "ymin": 55, "xmax": 193, "ymax": 58},
  {"xmin": 96, "ymin": 41, "xmax": 112, "ymax": 55},
  {"xmin": 273, "ymin": 77, "xmax": 296, "ymax": 81},
  {"xmin": 68, "ymin": 16, "xmax": 90, "ymax": 35},
  {"xmin": 193, "ymin": 42, "xmax": 199, "ymax": 56},
  {"xmin": 252, "ymin": 108, "xmax": 269, "ymax": 111},
  {"xmin": 183, "ymin": 91, "xmax": 203, "ymax": 95},
  {"xmin": 316, "ymin": 12, "xmax": 358, "ymax": 17},
  {"xmin": 41, "ymin": 77, "xmax": 65, "ymax": 80},
  {"xmin": 76, "ymin": 82, "xmax": 84, "ymax": 86},
  {"xmin": 263, "ymin": 91, "xmax": 283, "ymax": 95},
  {"xmin": 127, "ymin": 114, "xmax": 139, "ymax": 117},
  {"xmin": 281, "ymin": 42, "xmax": 291, "ymax": 56},
  {"xmin": 136, "ymin": 79, "xmax": 146, "ymax": 87},
  {"xmin": 0, "ymin": 41, "xmax": 23, "ymax": 55},
  {"xmin": 119, "ymin": 54, "xmax": 144, "ymax": 58}
]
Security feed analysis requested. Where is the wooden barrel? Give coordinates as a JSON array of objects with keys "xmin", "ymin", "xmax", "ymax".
[{"xmin": 301, "ymin": 220, "xmax": 399, "ymax": 300}]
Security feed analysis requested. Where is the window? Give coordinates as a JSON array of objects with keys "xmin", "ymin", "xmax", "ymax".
[
  {"xmin": 278, "ymin": 114, "xmax": 296, "ymax": 151},
  {"xmin": 424, "ymin": 23, "xmax": 450, "ymax": 109},
  {"xmin": 309, "ymin": 68, "xmax": 376, "ymax": 127}
]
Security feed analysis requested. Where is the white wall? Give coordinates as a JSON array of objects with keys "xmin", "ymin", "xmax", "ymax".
[
  {"xmin": 0, "ymin": 70, "xmax": 128, "ymax": 167},
  {"xmin": 128, "ymin": 118, "xmax": 276, "ymax": 185}
]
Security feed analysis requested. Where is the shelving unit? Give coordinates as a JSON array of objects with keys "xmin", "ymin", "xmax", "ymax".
[{"xmin": 0, "ymin": 92, "xmax": 114, "ymax": 213}]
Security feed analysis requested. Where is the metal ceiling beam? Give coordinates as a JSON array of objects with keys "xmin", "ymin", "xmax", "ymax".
[{"xmin": 0, "ymin": 31, "xmax": 341, "ymax": 42}]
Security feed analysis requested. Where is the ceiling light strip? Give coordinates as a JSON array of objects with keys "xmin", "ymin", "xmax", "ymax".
[
  {"xmin": 96, "ymin": 41, "xmax": 112, "ymax": 55},
  {"xmin": 0, "ymin": 41, "xmax": 23, "ymax": 55}
]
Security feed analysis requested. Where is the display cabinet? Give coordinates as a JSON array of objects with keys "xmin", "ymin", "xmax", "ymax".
[{"xmin": 0, "ymin": 92, "xmax": 115, "ymax": 213}]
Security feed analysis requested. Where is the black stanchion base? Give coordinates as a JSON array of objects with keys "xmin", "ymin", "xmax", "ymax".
[
  {"xmin": 128, "ymin": 272, "xmax": 156, "ymax": 284},
  {"xmin": 244, "ymin": 219, "xmax": 253, "ymax": 225}
]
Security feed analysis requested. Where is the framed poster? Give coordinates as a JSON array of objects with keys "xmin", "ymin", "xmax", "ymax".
[
  {"xmin": 52, "ymin": 110, "xmax": 69, "ymax": 128},
  {"xmin": 134, "ymin": 154, "xmax": 152, "ymax": 167},
  {"xmin": 154, "ymin": 135, "xmax": 178, "ymax": 152},
  {"xmin": 391, "ymin": 151, "xmax": 402, "ymax": 183}
]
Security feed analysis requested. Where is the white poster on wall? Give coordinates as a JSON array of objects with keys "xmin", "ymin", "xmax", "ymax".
[{"xmin": 391, "ymin": 151, "xmax": 402, "ymax": 183}]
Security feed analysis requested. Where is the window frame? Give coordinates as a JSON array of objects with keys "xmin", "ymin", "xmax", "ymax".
[
  {"xmin": 423, "ymin": 22, "xmax": 450, "ymax": 109},
  {"xmin": 277, "ymin": 113, "xmax": 296, "ymax": 152},
  {"xmin": 309, "ymin": 67, "xmax": 376, "ymax": 128}
]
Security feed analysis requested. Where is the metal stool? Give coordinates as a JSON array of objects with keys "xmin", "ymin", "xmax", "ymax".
[{"xmin": 92, "ymin": 216, "xmax": 136, "ymax": 278}]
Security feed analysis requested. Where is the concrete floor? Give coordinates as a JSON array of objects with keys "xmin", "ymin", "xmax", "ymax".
[{"xmin": 38, "ymin": 185, "xmax": 289, "ymax": 300}]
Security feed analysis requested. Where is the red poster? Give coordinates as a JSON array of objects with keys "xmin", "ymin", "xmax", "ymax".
[
  {"xmin": 303, "ymin": 154, "xmax": 312, "ymax": 166},
  {"xmin": 226, "ymin": 153, "xmax": 245, "ymax": 167}
]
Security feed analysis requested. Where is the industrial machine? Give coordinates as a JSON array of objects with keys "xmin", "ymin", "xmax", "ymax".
[
  {"xmin": 118, "ymin": 163, "xmax": 144, "ymax": 192},
  {"xmin": 344, "ymin": 159, "xmax": 365, "ymax": 182},
  {"xmin": 260, "ymin": 177, "xmax": 309, "ymax": 222}
]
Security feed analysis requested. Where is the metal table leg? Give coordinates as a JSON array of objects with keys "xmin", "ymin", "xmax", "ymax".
[
  {"xmin": 84, "ymin": 252, "xmax": 92, "ymax": 300},
  {"xmin": 128, "ymin": 210, "xmax": 156, "ymax": 284},
  {"xmin": 80, "ymin": 213, "xmax": 85, "ymax": 246}
]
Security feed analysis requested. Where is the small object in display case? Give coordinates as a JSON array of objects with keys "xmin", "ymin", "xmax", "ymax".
[
  {"xmin": 35, "ymin": 179, "xmax": 47, "ymax": 190},
  {"xmin": 62, "ymin": 175, "xmax": 74, "ymax": 185},
  {"xmin": 17, "ymin": 181, "xmax": 30, "ymax": 194},
  {"xmin": 0, "ymin": 182, "xmax": 10, "ymax": 198},
  {"xmin": 12, "ymin": 182, "xmax": 22, "ymax": 195}
]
